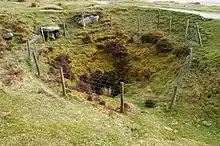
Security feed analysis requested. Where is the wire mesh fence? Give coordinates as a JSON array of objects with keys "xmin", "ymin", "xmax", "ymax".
[
  {"xmin": 75, "ymin": 73, "xmax": 123, "ymax": 96},
  {"xmin": 25, "ymin": 6, "xmax": 204, "ymax": 109}
]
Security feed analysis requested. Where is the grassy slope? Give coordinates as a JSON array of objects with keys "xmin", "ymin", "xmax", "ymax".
[
  {"xmin": 0, "ymin": 51, "xmax": 208, "ymax": 146},
  {"xmin": 0, "ymin": 0, "xmax": 220, "ymax": 145}
]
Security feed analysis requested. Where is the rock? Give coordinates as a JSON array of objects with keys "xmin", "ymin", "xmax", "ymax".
[
  {"xmin": 41, "ymin": 26, "xmax": 61, "ymax": 41},
  {"xmin": 41, "ymin": 26, "xmax": 60, "ymax": 32},
  {"xmin": 3, "ymin": 32, "xmax": 14, "ymax": 40},
  {"xmin": 79, "ymin": 15, "xmax": 99, "ymax": 25}
]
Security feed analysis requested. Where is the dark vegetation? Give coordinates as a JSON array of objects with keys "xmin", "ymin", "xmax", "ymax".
[
  {"xmin": 51, "ymin": 54, "xmax": 73, "ymax": 80},
  {"xmin": 103, "ymin": 41, "xmax": 129, "ymax": 73},
  {"xmin": 1, "ymin": 1, "xmax": 220, "ymax": 144}
]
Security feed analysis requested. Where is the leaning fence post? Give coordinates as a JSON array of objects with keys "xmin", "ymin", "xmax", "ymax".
[
  {"xmin": 169, "ymin": 16, "xmax": 172, "ymax": 33},
  {"xmin": 82, "ymin": 12, "xmax": 86, "ymax": 30},
  {"xmin": 169, "ymin": 85, "xmax": 178, "ymax": 109},
  {"xmin": 40, "ymin": 27, "xmax": 46, "ymax": 43},
  {"xmin": 120, "ymin": 82, "xmax": 124, "ymax": 113},
  {"xmin": 63, "ymin": 21, "xmax": 67, "ymax": 37},
  {"xmin": 157, "ymin": 10, "xmax": 160, "ymax": 29},
  {"xmin": 32, "ymin": 51, "xmax": 40, "ymax": 76},
  {"xmin": 26, "ymin": 40, "xmax": 31, "ymax": 58},
  {"xmin": 196, "ymin": 22, "xmax": 203, "ymax": 47},
  {"xmin": 59, "ymin": 67, "xmax": 66, "ymax": 96},
  {"xmin": 185, "ymin": 19, "xmax": 190, "ymax": 42}
]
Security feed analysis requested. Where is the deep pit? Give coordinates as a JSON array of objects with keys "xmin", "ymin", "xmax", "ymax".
[{"xmin": 48, "ymin": 29, "xmax": 188, "ymax": 97}]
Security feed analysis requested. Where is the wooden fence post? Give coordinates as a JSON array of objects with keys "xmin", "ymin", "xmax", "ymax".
[
  {"xmin": 63, "ymin": 21, "xmax": 67, "ymax": 37},
  {"xmin": 169, "ymin": 85, "xmax": 178, "ymax": 109},
  {"xmin": 82, "ymin": 12, "xmax": 86, "ymax": 30},
  {"xmin": 120, "ymin": 82, "xmax": 124, "ymax": 113},
  {"xmin": 185, "ymin": 19, "xmax": 190, "ymax": 42},
  {"xmin": 26, "ymin": 40, "xmax": 31, "ymax": 58},
  {"xmin": 196, "ymin": 22, "xmax": 203, "ymax": 47},
  {"xmin": 169, "ymin": 16, "xmax": 172, "ymax": 33},
  {"xmin": 40, "ymin": 27, "xmax": 46, "ymax": 43},
  {"xmin": 157, "ymin": 10, "xmax": 160, "ymax": 29},
  {"xmin": 59, "ymin": 67, "xmax": 66, "ymax": 96},
  {"xmin": 137, "ymin": 13, "xmax": 140, "ymax": 32},
  {"xmin": 32, "ymin": 51, "xmax": 40, "ymax": 76}
]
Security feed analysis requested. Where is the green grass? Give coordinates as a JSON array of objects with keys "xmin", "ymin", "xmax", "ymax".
[{"xmin": 0, "ymin": 0, "xmax": 220, "ymax": 145}]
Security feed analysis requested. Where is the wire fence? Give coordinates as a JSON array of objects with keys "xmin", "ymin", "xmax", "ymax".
[{"xmin": 24, "ymin": 7, "xmax": 204, "ymax": 110}]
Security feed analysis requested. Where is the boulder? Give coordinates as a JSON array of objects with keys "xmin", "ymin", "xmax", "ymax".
[
  {"xmin": 41, "ymin": 26, "xmax": 60, "ymax": 32},
  {"xmin": 41, "ymin": 26, "xmax": 61, "ymax": 41},
  {"xmin": 3, "ymin": 32, "xmax": 13, "ymax": 40},
  {"xmin": 79, "ymin": 15, "xmax": 99, "ymax": 25}
]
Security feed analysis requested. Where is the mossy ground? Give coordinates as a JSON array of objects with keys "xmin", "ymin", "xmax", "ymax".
[{"xmin": 0, "ymin": 0, "xmax": 220, "ymax": 145}]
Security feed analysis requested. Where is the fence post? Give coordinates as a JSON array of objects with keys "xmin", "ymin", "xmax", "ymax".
[
  {"xmin": 157, "ymin": 10, "xmax": 160, "ymax": 29},
  {"xmin": 120, "ymin": 82, "xmax": 124, "ymax": 113},
  {"xmin": 137, "ymin": 13, "xmax": 140, "ymax": 32},
  {"xmin": 63, "ymin": 21, "xmax": 67, "ymax": 37},
  {"xmin": 32, "ymin": 51, "xmax": 40, "ymax": 76},
  {"xmin": 59, "ymin": 67, "xmax": 66, "ymax": 96},
  {"xmin": 196, "ymin": 22, "xmax": 203, "ymax": 47},
  {"xmin": 169, "ymin": 85, "xmax": 178, "ymax": 109},
  {"xmin": 26, "ymin": 40, "xmax": 31, "ymax": 58},
  {"xmin": 40, "ymin": 27, "xmax": 46, "ymax": 43},
  {"xmin": 82, "ymin": 12, "xmax": 86, "ymax": 30},
  {"xmin": 169, "ymin": 16, "xmax": 172, "ymax": 33},
  {"xmin": 185, "ymin": 19, "xmax": 190, "ymax": 42}
]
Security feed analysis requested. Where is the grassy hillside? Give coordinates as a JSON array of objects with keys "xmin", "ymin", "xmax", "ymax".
[{"xmin": 0, "ymin": 0, "xmax": 220, "ymax": 145}]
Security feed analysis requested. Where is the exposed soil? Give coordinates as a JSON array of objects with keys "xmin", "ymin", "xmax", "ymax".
[
  {"xmin": 82, "ymin": 35, "xmax": 92, "ymax": 44},
  {"xmin": 51, "ymin": 54, "xmax": 73, "ymax": 80},
  {"xmin": 156, "ymin": 38, "xmax": 173, "ymax": 53},
  {"xmin": 104, "ymin": 41, "xmax": 129, "ymax": 73}
]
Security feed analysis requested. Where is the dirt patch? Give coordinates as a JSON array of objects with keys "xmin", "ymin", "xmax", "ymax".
[
  {"xmin": 124, "ymin": 102, "xmax": 141, "ymax": 113},
  {"xmin": 87, "ymin": 93, "xmax": 106, "ymax": 106},
  {"xmin": 156, "ymin": 38, "xmax": 173, "ymax": 53},
  {"xmin": 104, "ymin": 41, "xmax": 129, "ymax": 73},
  {"xmin": 75, "ymin": 80, "xmax": 92, "ymax": 94},
  {"xmin": 82, "ymin": 35, "xmax": 92, "ymax": 44},
  {"xmin": 2, "ymin": 63, "xmax": 23, "ymax": 86},
  {"xmin": 51, "ymin": 54, "xmax": 73, "ymax": 80}
]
